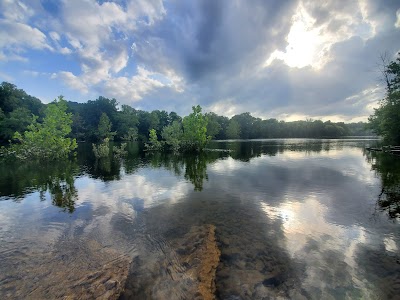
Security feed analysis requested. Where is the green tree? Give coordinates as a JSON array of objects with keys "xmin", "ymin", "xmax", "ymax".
[
  {"xmin": 145, "ymin": 128, "xmax": 162, "ymax": 151},
  {"xmin": 97, "ymin": 112, "xmax": 115, "ymax": 140},
  {"xmin": 369, "ymin": 53, "xmax": 400, "ymax": 144},
  {"xmin": 162, "ymin": 121, "xmax": 183, "ymax": 152},
  {"xmin": 123, "ymin": 127, "xmax": 138, "ymax": 141},
  {"xmin": 231, "ymin": 112, "xmax": 255, "ymax": 139},
  {"xmin": 0, "ymin": 82, "xmax": 44, "ymax": 116},
  {"xmin": 92, "ymin": 138, "xmax": 110, "ymax": 158},
  {"xmin": 116, "ymin": 104, "xmax": 139, "ymax": 140},
  {"xmin": 70, "ymin": 112, "xmax": 86, "ymax": 141},
  {"xmin": 205, "ymin": 112, "xmax": 222, "ymax": 139},
  {"xmin": 168, "ymin": 111, "xmax": 182, "ymax": 124},
  {"xmin": 149, "ymin": 111, "xmax": 160, "ymax": 132},
  {"xmin": 182, "ymin": 105, "xmax": 210, "ymax": 151},
  {"xmin": 226, "ymin": 119, "xmax": 241, "ymax": 139},
  {"xmin": 0, "ymin": 107, "xmax": 34, "ymax": 141},
  {"xmin": 79, "ymin": 96, "xmax": 118, "ymax": 141},
  {"xmin": 3, "ymin": 96, "xmax": 77, "ymax": 160}
]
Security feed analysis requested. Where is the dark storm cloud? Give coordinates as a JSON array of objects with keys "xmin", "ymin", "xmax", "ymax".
[
  {"xmin": 127, "ymin": 0, "xmax": 400, "ymax": 119},
  {"xmin": 133, "ymin": 0, "xmax": 298, "ymax": 81},
  {"xmin": 193, "ymin": 0, "xmax": 223, "ymax": 54}
]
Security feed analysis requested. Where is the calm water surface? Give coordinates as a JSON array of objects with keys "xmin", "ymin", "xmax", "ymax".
[{"xmin": 0, "ymin": 139, "xmax": 399, "ymax": 299}]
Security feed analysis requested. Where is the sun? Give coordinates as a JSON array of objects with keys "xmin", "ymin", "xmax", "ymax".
[
  {"xmin": 265, "ymin": 4, "xmax": 326, "ymax": 69},
  {"xmin": 284, "ymin": 8, "xmax": 320, "ymax": 68}
]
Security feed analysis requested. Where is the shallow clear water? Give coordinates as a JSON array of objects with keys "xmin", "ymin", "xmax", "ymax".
[{"xmin": 0, "ymin": 139, "xmax": 399, "ymax": 299}]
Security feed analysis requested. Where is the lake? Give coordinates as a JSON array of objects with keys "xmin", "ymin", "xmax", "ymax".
[{"xmin": 0, "ymin": 139, "xmax": 399, "ymax": 299}]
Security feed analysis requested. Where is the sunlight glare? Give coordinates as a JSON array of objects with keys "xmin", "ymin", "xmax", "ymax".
[{"xmin": 265, "ymin": 4, "xmax": 325, "ymax": 69}]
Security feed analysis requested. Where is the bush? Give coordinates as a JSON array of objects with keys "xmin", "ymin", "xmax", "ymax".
[
  {"xmin": 162, "ymin": 121, "xmax": 183, "ymax": 152},
  {"xmin": 92, "ymin": 138, "xmax": 110, "ymax": 158},
  {"xmin": 113, "ymin": 142, "xmax": 128, "ymax": 157},
  {"xmin": 145, "ymin": 129, "xmax": 162, "ymax": 151},
  {"xmin": 1, "ymin": 96, "xmax": 77, "ymax": 160}
]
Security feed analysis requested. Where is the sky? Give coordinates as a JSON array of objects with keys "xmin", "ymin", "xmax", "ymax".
[{"xmin": 0, "ymin": 0, "xmax": 399, "ymax": 122}]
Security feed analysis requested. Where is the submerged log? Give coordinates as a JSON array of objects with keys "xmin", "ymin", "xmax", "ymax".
[
  {"xmin": 366, "ymin": 146, "xmax": 400, "ymax": 154},
  {"xmin": 366, "ymin": 147, "xmax": 383, "ymax": 151}
]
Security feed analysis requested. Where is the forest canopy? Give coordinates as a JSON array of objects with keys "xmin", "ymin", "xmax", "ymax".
[{"xmin": 0, "ymin": 81, "xmax": 373, "ymax": 149}]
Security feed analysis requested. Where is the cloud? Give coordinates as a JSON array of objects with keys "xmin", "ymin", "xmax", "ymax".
[
  {"xmin": 266, "ymin": 1, "xmax": 377, "ymax": 69},
  {"xmin": 53, "ymin": 64, "xmax": 183, "ymax": 106},
  {"xmin": 0, "ymin": 71, "xmax": 13, "ymax": 81},
  {"xmin": 0, "ymin": 51, "xmax": 28, "ymax": 62},
  {"xmin": 53, "ymin": 71, "xmax": 89, "ymax": 94},
  {"xmin": 0, "ymin": 0, "xmax": 34, "ymax": 22},
  {"xmin": 40, "ymin": 0, "xmax": 171, "ymax": 101},
  {"xmin": 100, "ymin": 66, "xmax": 166, "ymax": 102},
  {"xmin": 133, "ymin": 1, "xmax": 297, "ymax": 81},
  {"xmin": 22, "ymin": 70, "xmax": 40, "ymax": 77},
  {"xmin": 0, "ymin": 20, "xmax": 52, "ymax": 51},
  {"xmin": 1, "ymin": 0, "xmax": 399, "ymax": 120},
  {"xmin": 0, "ymin": 1, "xmax": 52, "ymax": 60},
  {"xmin": 124, "ymin": 0, "xmax": 399, "ymax": 118}
]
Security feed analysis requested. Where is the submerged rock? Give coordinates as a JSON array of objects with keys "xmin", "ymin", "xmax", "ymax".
[
  {"xmin": 182, "ymin": 224, "xmax": 220, "ymax": 300},
  {"xmin": 0, "ymin": 239, "xmax": 131, "ymax": 300},
  {"xmin": 120, "ymin": 224, "xmax": 221, "ymax": 299}
]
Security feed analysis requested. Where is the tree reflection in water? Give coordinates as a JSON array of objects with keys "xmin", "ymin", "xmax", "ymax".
[
  {"xmin": 146, "ymin": 151, "xmax": 227, "ymax": 191},
  {"xmin": 0, "ymin": 159, "xmax": 79, "ymax": 213},
  {"xmin": 40, "ymin": 173, "xmax": 77, "ymax": 213},
  {"xmin": 365, "ymin": 151, "xmax": 400, "ymax": 219},
  {"xmin": 3, "ymin": 140, "xmax": 395, "ymax": 215}
]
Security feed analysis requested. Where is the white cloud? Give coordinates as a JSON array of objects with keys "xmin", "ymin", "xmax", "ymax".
[
  {"xmin": 0, "ymin": 50, "xmax": 28, "ymax": 62},
  {"xmin": 0, "ymin": 20, "xmax": 52, "ymax": 51},
  {"xmin": 56, "ymin": 0, "xmax": 165, "ymax": 61},
  {"xmin": 126, "ymin": 0, "xmax": 166, "ymax": 25},
  {"xmin": 358, "ymin": 0, "xmax": 378, "ymax": 36},
  {"xmin": 41, "ymin": 0, "xmax": 168, "ymax": 100},
  {"xmin": 206, "ymin": 99, "xmax": 242, "ymax": 118},
  {"xmin": 22, "ymin": 70, "xmax": 40, "ymax": 77},
  {"xmin": 396, "ymin": 9, "xmax": 400, "ymax": 28},
  {"xmin": 0, "ymin": 0, "xmax": 34, "ymax": 22},
  {"xmin": 48, "ymin": 31, "xmax": 73, "ymax": 54},
  {"xmin": 0, "ymin": 71, "xmax": 13, "ymax": 81},
  {"xmin": 60, "ymin": 0, "xmax": 128, "ymax": 47},
  {"xmin": 0, "ymin": 1, "xmax": 52, "ymax": 60},
  {"xmin": 54, "ymin": 71, "xmax": 89, "ymax": 94},
  {"xmin": 100, "ymin": 66, "xmax": 182, "ymax": 104},
  {"xmin": 59, "ymin": 47, "xmax": 72, "ymax": 55},
  {"xmin": 52, "ymin": 64, "xmax": 183, "ymax": 105},
  {"xmin": 49, "ymin": 31, "xmax": 60, "ymax": 42}
]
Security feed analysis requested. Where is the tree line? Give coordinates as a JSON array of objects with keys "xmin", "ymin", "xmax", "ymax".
[
  {"xmin": 368, "ymin": 52, "xmax": 400, "ymax": 144},
  {"xmin": 0, "ymin": 81, "xmax": 373, "ymax": 145}
]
